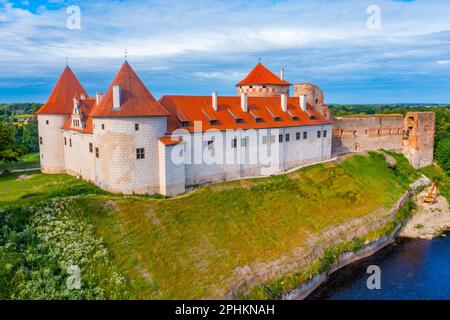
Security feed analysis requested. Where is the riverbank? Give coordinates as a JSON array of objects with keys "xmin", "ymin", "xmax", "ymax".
[
  {"xmin": 308, "ymin": 233, "xmax": 450, "ymax": 300},
  {"xmin": 282, "ymin": 176, "xmax": 450, "ymax": 300},
  {"xmin": 277, "ymin": 176, "xmax": 429, "ymax": 300},
  {"xmin": 399, "ymin": 187, "xmax": 450, "ymax": 239}
]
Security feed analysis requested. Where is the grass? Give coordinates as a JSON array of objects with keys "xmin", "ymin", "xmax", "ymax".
[
  {"xmin": 0, "ymin": 171, "xmax": 104, "ymax": 206},
  {"xmin": 0, "ymin": 152, "xmax": 422, "ymax": 299},
  {"xmin": 0, "ymin": 152, "xmax": 40, "ymax": 171}
]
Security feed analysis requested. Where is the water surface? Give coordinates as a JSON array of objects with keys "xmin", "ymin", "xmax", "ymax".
[{"xmin": 309, "ymin": 234, "xmax": 450, "ymax": 300}]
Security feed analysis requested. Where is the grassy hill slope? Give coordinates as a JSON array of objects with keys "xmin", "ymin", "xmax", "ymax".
[{"xmin": 0, "ymin": 152, "xmax": 445, "ymax": 299}]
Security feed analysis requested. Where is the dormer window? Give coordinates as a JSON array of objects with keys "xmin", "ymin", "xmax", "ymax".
[
  {"xmin": 228, "ymin": 109, "xmax": 243, "ymax": 125},
  {"xmin": 202, "ymin": 108, "xmax": 218, "ymax": 125},
  {"xmin": 181, "ymin": 121, "xmax": 189, "ymax": 127}
]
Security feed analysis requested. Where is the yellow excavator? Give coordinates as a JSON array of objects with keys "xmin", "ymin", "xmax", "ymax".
[{"xmin": 423, "ymin": 180, "xmax": 439, "ymax": 204}]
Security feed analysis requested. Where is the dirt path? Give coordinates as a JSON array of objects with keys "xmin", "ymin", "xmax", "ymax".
[{"xmin": 399, "ymin": 188, "xmax": 450, "ymax": 239}]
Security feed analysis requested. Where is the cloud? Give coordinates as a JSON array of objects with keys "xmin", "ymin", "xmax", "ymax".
[{"xmin": 1, "ymin": 0, "xmax": 450, "ymax": 103}]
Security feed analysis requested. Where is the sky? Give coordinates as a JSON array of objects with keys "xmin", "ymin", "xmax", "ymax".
[{"xmin": 1, "ymin": 0, "xmax": 450, "ymax": 104}]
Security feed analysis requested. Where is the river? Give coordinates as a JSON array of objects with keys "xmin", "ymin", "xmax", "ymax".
[{"xmin": 308, "ymin": 234, "xmax": 450, "ymax": 300}]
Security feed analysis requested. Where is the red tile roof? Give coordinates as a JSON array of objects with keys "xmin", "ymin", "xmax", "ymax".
[
  {"xmin": 89, "ymin": 61, "xmax": 169, "ymax": 118},
  {"xmin": 160, "ymin": 95, "xmax": 333, "ymax": 133},
  {"xmin": 36, "ymin": 66, "xmax": 88, "ymax": 115},
  {"xmin": 236, "ymin": 63, "xmax": 291, "ymax": 86}
]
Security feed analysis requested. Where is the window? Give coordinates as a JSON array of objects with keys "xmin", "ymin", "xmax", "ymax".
[
  {"xmin": 317, "ymin": 131, "xmax": 321, "ymax": 139},
  {"xmin": 303, "ymin": 132, "xmax": 307, "ymax": 139},
  {"xmin": 69, "ymin": 138, "xmax": 72, "ymax": 147},
  {"xmin": 101, "ymin": 124, "xmax": 105, "ymax": 130},
  {"xmin": 353, "ymin": 130, "xmax": 357, "ymax": 136},
  {"xmin": 365, "ymin": 129, "xmax": 368, "ymax": 135},
  {"xmin": 262, "ymin": 136, "xmax": 268, "ymax": 145},
  {"xmin": 181, "ymin": 121, "xmax": 189, "ymax": 127},
  {"xmin": 95, "ymin": 148, "xmax": 99, "ymax": 158},
  {"xmin": 231, "ymin": 138, "xmax": 237, "ymax": 148},
  {"xmin": 285, "ymin": 134, "xmax": 290, "ymax": 142},
  {"xmin": 241, "ymin": 138, "xmax": 247, "ymax": 147},
  {"xmin": 136, "ymin": 148, "xmax": 145, "ymax": 160},
  {"xmin": 89, "ymin": 143, "xmax": 93, "ymax": 153},
  {"xmin": 64, "ymin": 137, "xmax": 67, "ymax": 146},
  {"xmin": 39, "ymin": 137, "xmax": 43, "ymax": 145},
  {"xmin": 279, "ymin": 134, "xmax": 283, "ymax": 143},
  {"xmin": 46, "ymin": 120, "xmax": 49, "ymax": 125},
  {"xmin": 323, "ymin": 130, "xmax": 327, "ymax": 138},
  {"xmin": 135, "ymin": 123, "xmax": 139, "ymax": 131},
  {"xmin": 296, "ymin": 132, "xmax": 301, "ymax": 140},
  {"xmin": 210, "ymin": 120, "xmax": 217, "ymax": 126},
  {"xmin": 236, "ymin": 118, "xmax": 243, "ymax": 124}
]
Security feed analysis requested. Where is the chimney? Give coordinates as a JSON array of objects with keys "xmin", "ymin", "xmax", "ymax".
[
  {"xmin": 96, "ymin": 92, "xmax": 103, "ymax": 105},
  {"xmin": 80, "ymin": 93, "xmax": 86, "ymax": 100},
  {"xmin": 299, "ymin": 94, "xmax": 307, "ymax": 112},
  {"xmin": 112, "ymin": 85, "xmax": 121, "ymax": 110},
  {"xmin": 212, "ymin": 91, "xmax": 218, "ymax": 112},
  {"xmin": 280, "ymin": 68, "xmax": 285, "ymax": 81},
  {"xmin": 241, "ymin": 92, "xmax": 248, "ymax": 112},
  {"xmin": 281, "ymin": 93, "xmax": 287, "ymax": 112}
]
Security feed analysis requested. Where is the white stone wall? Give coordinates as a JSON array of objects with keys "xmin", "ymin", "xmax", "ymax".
[
  {"xmin": 62, "ymin": 131, "xmax": 96, "ymax": 182},
  {"xmin": 93, "ymin": 117, "xmax": 167, "ymax": 194},
  {"xmin": 38, "ymin": 114, "xmax": 68, "ymax": 173},
  {"xmin": 158, "ymin": 142, "xmax": 186, "ymax": 196},
  {"xmin": 173, "ymin": 124, "xmax": 333, "ymax": 186}
]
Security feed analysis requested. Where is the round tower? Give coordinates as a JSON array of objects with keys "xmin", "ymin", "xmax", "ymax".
[
  {"xmin": 294, "ymin": 82, "xmax": 331, "ymax": 120},
  {"xmin": 90, "ymin": 62, "xmax": 169, "ymax": 195},
  {"xmin": 236, "ymin": 63, "xmax": 291, "ymax": 97},
  {"xmin": 36, "ymin": 66, "xmax": 88, "ymax": 173}
]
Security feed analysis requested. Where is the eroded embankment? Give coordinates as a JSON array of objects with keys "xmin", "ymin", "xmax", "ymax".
[{"xmin": 227, "ymin": 176, "xmax": 431, "ymax": 300}]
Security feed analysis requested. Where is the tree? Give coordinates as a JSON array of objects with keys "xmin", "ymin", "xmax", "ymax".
[
  {"xmin": 0, "ymin": 122, "xmax": 26, "ymax": 163},
  {"xmin": 21, "ymin": 121, "xmax": 39, "ymax": 152}
]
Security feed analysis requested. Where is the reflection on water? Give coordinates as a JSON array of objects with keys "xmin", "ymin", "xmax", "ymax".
[{"xmin": 308, "ymin": 234, "xmax": 450, "ymax": 300}]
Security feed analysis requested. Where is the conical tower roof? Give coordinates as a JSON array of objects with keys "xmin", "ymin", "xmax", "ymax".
[
  {"xmin": 236, "ymin": 63, "xmax": 291, "ymax": 86},
  {"xmin": 36, "ymin": 66, "xmax": 88, "ymax": 115},
  {"xmin": 90, "ymin": 61, "xmax": 169, "ymax": 117}
]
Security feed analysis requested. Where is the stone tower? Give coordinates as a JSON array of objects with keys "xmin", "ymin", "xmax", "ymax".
[
  {"xmin": 402, "ymin": 112, "xmax": 435, "ymax": 168},
  {"xmin": 294, "ymin": 83, "xmax": 331, "ymax": 120}
]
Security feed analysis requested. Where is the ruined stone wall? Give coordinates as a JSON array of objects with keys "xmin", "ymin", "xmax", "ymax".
[
  {"xmin": 332, "ymin": 115, "xmax": 404, "ymax": 155},
  {"xmin": 93, "ymin": 116, "xmax": 167, "ymax": 195},
  {"xmin": 293, "ymin": 83, "xmax": 331, "ymax": 120},
  {"xmin": 402, "ymin": 112, "xmax": 435, "ymax": 168},
  {"xmin": 38, "ymin": 114, "xmax": 68, "ymax": 174}
]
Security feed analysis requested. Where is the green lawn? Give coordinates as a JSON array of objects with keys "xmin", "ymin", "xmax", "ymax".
[
  {"xmin": 0, "ymin": 152, "xmax": 40, "ymax": 171},
  {"xmin": 0, "ymin": 152, "xmax": 427, "ymax": 299}
]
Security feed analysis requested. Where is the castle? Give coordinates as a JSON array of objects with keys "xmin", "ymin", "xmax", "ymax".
[{"xmin": 37, "ymin": 61, "xmax": 435, "ymax": 196}]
